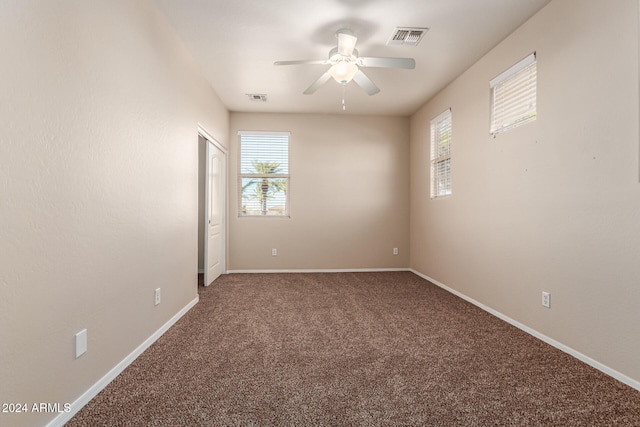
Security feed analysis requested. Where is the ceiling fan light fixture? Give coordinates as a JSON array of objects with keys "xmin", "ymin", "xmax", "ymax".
[{"xmin": 328, "ymin": 61, "xmax": 358, "ymax": 83}]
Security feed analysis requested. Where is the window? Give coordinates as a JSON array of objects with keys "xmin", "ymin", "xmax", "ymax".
[
  {"xmin": 430, "ymin": 109, "xmax": 452, "ymax": 198},
  {"xmin": 238, "ymin": 131, "xmax": 290, "ymax": 217},
  {"xmin": 490, "ymin": 52, "xmax": 537, "ymax": 136}
]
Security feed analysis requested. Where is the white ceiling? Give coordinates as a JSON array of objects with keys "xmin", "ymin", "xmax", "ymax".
[{"xmin": 154, "ymin": 0, "xmax": 551, "ymax": 116}]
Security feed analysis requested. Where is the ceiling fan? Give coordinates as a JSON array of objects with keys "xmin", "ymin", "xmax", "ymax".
[{"xmin": 274, "ymin": 29, "xmax": 416, "ymax": 96}]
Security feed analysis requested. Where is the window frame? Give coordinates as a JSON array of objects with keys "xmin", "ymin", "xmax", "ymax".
[
  {"xmin": 430, "ymin": 108, "xmax": 452, "ymax": 199},
  {"xmin": 237, "ymin": 131, "xmax": 290, "ymax": 218},
  {"xmin": 489, "ymin": 52, "xmax": 537, "ymax": 136}
]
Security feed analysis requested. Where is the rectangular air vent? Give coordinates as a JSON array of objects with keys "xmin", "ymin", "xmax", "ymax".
[
  {"xmin": 387, "ymin": 27, "xmax": 429, "ymax": 46},
  {"xmin": 246, "ymin": 94, "xmax": 267, "ymax": 102}
]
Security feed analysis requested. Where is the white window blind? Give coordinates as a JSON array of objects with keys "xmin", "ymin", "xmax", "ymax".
[
  {"xmin": 238, "ymin": 132, "xmax": 290, "ymax": 217},
  {"xmin": 430, "ymin": 109, "xmax": 452, "ymax": 198},
  {"xmin": 490, "ymin": 52, "xmax": 537, "ymax": 135}
]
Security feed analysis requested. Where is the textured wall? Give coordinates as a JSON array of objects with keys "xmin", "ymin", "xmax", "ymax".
[
  {"xmin": 0, "ymin": 1, "xmax": 228, "ymax": 426},
  {"xmin": 229, "ymin": 113, "xmax": 410, "ymax": 271},
  {"xmin": 410, "ymin": 0, "xmax": 640, "ymax": 385}
]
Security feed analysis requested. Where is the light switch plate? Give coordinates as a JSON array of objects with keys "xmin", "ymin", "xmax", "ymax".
[{"xmin": 75, "ymin": 329, "xmax": 87, "ymax": 358}]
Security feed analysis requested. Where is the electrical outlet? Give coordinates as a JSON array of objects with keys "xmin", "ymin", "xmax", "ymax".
[
  {"xmin": 272, "ymin": 248, "xmax": 277, "ymax": 256},
  {"xmin": 542, "ymin": 291, "xmax": 550, "ymax": 308},
  {"xmin": 393, "ymin": 248, "xmax": 399, "ymax": 256},
  {"xmin": 75, "ymin": 329, "xmax": 87, "ymax": 358},
  {"xmin": 154, "ymin": 288, "xmax": 161, "ymax": 306}
]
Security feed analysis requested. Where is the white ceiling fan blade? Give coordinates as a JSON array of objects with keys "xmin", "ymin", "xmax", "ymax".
[
  {"xmin": 274, "ymin": 59, "xmax": 329, "ymax": 66},
  {"xmin": 358, "ymin": 57, "xmax": 416, "ymax": 69},
  {"xmin": 303, "ymin": 70, "xmax": 332, "ymax": 94},
  {"xmin": 337, "ymin": 31, "xmax": 357, "ymax": 57},
  {"xmin": 352, "ymin": 70, "xmax": 380, "ymax": 95}
]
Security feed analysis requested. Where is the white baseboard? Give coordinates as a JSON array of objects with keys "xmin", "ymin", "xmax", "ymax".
[
  {"xmin": 46, "ymin": 295, "xmax": 200, "ymax": 427},
  {"xmin": 227, "ymin": 268, "xmax": 411, "ymax": 274},
  {"xmin": 409, "ymin": 269, "xmax": 640, "ymax": 393}
]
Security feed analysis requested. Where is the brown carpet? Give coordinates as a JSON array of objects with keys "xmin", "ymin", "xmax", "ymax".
[{"xmin": 68, "ymin": 272, "xmax": 640, "ymax": 426}]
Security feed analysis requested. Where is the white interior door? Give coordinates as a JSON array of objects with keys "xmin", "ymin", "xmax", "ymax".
[{"xmin": 204, "ymin": 141, "xmax": 225, "ymax": 286}]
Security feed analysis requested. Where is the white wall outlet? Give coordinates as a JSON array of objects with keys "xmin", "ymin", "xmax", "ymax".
[
  {"xmin": 393, "ymin": 248, "xmax": 399, "ymax": 256},
  {"xmin": 75, "ymin": 329, "xmax": 87, "ymax": 358},
  {"xmin": 154, "ymin": 288, "xmax": 161, "ymax": 306},
  {"xmin": 272, "ymin": 248, "xmax": 277, "ymax": 256},
  {"xmin": 542, "ymin": 291, "xmax": 551, "ymax": 308}
]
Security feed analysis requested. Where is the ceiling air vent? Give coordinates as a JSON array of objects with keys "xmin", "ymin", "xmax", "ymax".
[
  {"xmin": 387, "ymin": 27, "xmax": 429, "ymax": 46},
  {"xmin": 246, "ymin": 94, "xmax": 267, "ymax": 102}
]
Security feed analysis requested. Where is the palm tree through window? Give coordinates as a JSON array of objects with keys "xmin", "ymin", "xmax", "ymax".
[{"xmin": 238, "ymin": 132, "xmax": 290, "ymax": 217}]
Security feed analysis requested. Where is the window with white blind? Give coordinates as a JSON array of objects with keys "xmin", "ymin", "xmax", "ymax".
[
  {"xmin": 430, "ymin": 109, "xmax": 452, "ymax": 198},
  {"xmin": 490, "ymin": 52, "xmax": 537, "ymax": 136},
  {"xmin": 238, "ymin": 131, "xmax": 290, "ymax": 217}
]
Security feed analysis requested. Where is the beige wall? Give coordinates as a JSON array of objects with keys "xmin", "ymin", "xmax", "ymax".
[
  {"xmin": 229, "ymin": 113, "xmax": 410, "ymax": 271},
  {"xmin": 0, "ymin": 1, "xmax": 228, "ymax": 426},
  {"xmin": 410, "ymin": 0, "xmax": 640, "ymax": 384}
]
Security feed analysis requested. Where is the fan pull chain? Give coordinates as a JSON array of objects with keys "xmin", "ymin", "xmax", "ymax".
[{"xmin": 341, "ymin": 82, "xmax": 347, "ymax": 111}]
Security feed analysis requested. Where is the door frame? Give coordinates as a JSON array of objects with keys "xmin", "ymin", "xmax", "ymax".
[{"xmin": 198, "ymin": 125, "xmax": 227, "ymax": 285}]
